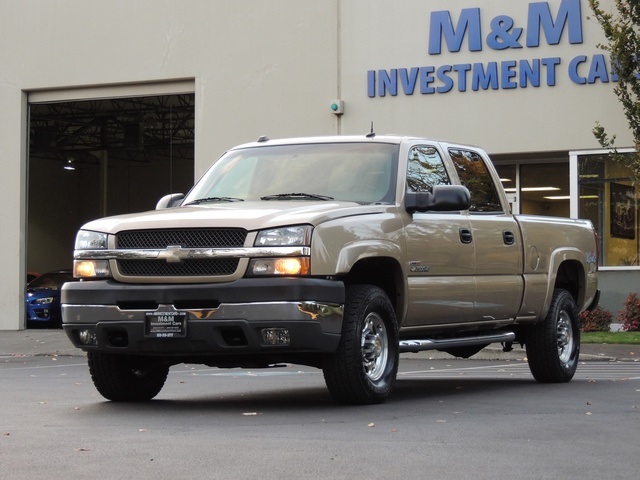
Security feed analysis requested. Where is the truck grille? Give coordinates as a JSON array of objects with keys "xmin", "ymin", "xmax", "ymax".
[
  {"xmin": 115, "ymin": 228, "xmax": 247, "ymax": 278},
  {"xmin": 119, "ymin": 259, "xmax": 240, "ymax": 277},
  {"xmin": 117, "ymin": 228, "xmax": 247, "ymax": 249}
]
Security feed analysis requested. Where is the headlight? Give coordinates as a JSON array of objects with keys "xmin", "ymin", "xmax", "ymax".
[
  {"xmin": 74, "ymin": 230, "xmax": 111, "ymax": 278},
  {"xmin": 248, "ymin": 257, "xmax": 310, "ymax": 276},
  {"xmin": 255, "ymin": 225, "xmax": 312, "ymax": 246},
  {"xmin": 75, "ymin": 230, "xmax": 108, "ymax": 249},
  {"xmin": 74, "ymin": 260, "xmax": 111, "ymax": 278},
  {"xmin": 33, "ymin": 296, "xmax": 55, "ymax": 305}
]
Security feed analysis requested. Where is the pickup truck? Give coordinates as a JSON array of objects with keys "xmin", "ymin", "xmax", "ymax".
[{"xmin": 61, "ymin": 134, "xmax": 600, "ymax": 404}]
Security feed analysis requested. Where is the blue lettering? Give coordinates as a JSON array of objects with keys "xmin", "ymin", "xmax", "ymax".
[
  {"xmin": 587, "ymin": 54, "xmax": 610, "ymax": 83},
  {"xmin": 367, "ymin": 70, "xmax": 376, "ymax": 97},
  {"xmin": 453, "ymin": 63, "xmax": 472, "ymax": 91},
  {"xmin": 501, "ymin": 60, "xmax": 518, "ymax": 88},
  {"xmin": 400, "ymin": 67, "xmax": 420, "ymax": 95},
  {"xmin": 419, "ymin": 66, "xmax": 436, "ymax": 93},
  {"xmin": 527, "ymin": 0, "xmax": 583, "ymax": 47},
  {"xmin": 541, "ymin": 57, "xmax": 561, "ymax": 85},
  {"xmin": 436, "ymin": 65, "xmax": 455, "ymax": 93},
  {"xmin": 472, "ymin": 62, "xmax": 499, "ymax": 90},
  {"xmin": 520, "ymin": 59, "xmax": 540, "ymax": 87},
  {"xmin": 429, "ymin": 8, "xmax": 482, "ymax": 54},
  {"xmin": 420, "ymin": 67, "xmax": 436, "ymax": 93},
  {"xmin": 378, "ymin": 69, "xmax": 398, "ymax": 96},
  {"xmin": 487, "ymin": 16, "xmax": 523, "ymax": 50},
  {"xmin": 569, "ymin": 55, "xmax": 587, "ymax": 84}
]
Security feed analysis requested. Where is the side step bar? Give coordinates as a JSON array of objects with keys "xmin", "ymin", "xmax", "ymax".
[{"xmin": 399, "ymin": 332, "xmax": 516, "ymax": 353}]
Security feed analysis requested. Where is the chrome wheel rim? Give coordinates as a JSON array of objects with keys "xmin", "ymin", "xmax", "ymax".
[
  {"xmin": 557, "ymin": 310, "xmax": 574, "ymax": 365},
  {"xmin": 361, "ymin": 312, "xmax": 388, "ymax": 381}
]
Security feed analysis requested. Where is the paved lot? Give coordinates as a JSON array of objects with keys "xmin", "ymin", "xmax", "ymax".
[
  {"xmin": 0, "ymin": 329, "xmax": 637, "ymax": 361},
  {"xmin": 1, "ymin": 340, "xmax": 639, "ymax": 480}
]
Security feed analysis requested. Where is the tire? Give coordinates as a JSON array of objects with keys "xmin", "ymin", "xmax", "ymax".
[
  {"xmin": 323, "ymin": 285, "xmax": 399, "ymax": 404},
  {"xmin": 87, "ymin": 352, "xmax": 169, "ymax": 401},
  {"xmin": 525, "ymin": 288, "xmax": 580, "ymax": 383}
]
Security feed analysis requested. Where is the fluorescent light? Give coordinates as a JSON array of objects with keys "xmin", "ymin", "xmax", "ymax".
[
  {"xmin": 521, "ymin": 187, "xmax": 560, "ymax": 192},
  {"xmin": 543, "ymin": 196, "xmax": 570, "ymax": 200}
]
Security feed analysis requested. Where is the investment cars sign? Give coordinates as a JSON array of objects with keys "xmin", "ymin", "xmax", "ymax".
[{"xmin": 367, "ymin": 0, "xmax": 612, "ymax": 97}]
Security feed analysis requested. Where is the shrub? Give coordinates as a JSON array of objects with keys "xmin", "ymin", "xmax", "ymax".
[
  {"xmin": 578, "ymin": 305, "xmax": 613, "ymax": 332},
  {"xmin": 618, "ymin": 293, "xmax": 640, "ymax": 332}
]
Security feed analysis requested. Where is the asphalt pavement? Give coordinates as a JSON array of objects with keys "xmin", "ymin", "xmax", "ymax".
[{"xmin": 0, "ymin": 328, "xmax": 637, "ymax": 361}]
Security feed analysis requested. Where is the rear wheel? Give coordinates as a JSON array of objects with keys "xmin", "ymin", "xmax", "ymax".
[
  {"xmin": 526, "ymin": 288, "xmax": 580, "ymax": 383},
  {"xmin": 323, "ymin": 285, "xmax": 399, "ymax": 404},
  {"xmin": 87, "ymin": 352, "xmax": 169, "ymax": 401}
]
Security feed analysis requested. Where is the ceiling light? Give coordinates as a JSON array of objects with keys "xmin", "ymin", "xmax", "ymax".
[
  {"xmin": 521, "ymin": 187, "xmax": 560, "ymax": 192},
  {"xmin": 64, "ymin": 158, "xmax": 75, "ymax": 171}
]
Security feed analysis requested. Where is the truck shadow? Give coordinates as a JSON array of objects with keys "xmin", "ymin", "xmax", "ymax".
[{"xmin": 79, "ymin": 376, "xmax": 549, "ymax": 416}]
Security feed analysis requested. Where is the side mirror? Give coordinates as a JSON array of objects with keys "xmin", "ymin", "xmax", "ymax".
[
  {"xmin": 405, "ymin": 185, "xmax": 470, "ymax": 213},
  {"xmin": 156, "ymin": 193, "xmax": 184, "ymax": 210}
]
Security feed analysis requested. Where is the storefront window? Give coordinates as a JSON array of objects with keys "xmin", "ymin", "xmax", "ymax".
[
  {"xmin": 578, "ymin": 153, "xmax": 639, "ymax": 267},
  {"xmin": 493, "ymin": 163, "xmax": 569, "ymax": 217}
]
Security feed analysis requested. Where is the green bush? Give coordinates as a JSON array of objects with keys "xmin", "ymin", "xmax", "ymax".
[
  {"xmin": 618, "ymin": 292, "xmax": 640, "ymax": 332},
  {"xmin": 578, "ymin": 305, "xmax": 613, "ymax": 332}
]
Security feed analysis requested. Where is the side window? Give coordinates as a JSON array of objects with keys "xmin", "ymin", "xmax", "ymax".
[
  {"xmin": 407, "ymin": 146, "xmax": 450, "ymax": 192},
  {"xmin": 449, "ymin": 149, "xmax": 503, "ymax": 213}
]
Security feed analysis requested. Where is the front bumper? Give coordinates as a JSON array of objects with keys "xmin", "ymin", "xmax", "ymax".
[{"xmin": 61, "ymin": 278, "xmax": 344, "ymax": 357}]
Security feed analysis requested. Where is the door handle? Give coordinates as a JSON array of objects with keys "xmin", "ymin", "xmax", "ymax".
[
  {"xmin": 459, "ymin": 228, "xmax": 473, "ymax": 244},
  {"xmin": 503, "ymin": 230, "xmax": 515, "ymax": 245}
]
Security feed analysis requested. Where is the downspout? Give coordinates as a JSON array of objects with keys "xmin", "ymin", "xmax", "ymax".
[{"xmin": 336, "ymin": 0, "xmax": 342, "ymax": 135}]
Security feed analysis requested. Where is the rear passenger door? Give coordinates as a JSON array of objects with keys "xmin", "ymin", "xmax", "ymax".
[
  {"xmin": 403, "ymin": 144, "xmax": 476, "ymax": 326},
  {"xmin": 447, "ymin": 147, "xmax": 524, "ymax": 322}
]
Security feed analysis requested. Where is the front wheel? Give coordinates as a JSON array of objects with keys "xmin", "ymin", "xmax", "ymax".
[
  {"xmin": 87, "ymin": 352, "xmax": 169, "ymax": 401},
  {"xmin": 323, "ymin": 285, "xmax": 399, "ymax": 404},
  {"xmin": 526, "ymin": 288, "xmax": 580, "ymax": 383}
]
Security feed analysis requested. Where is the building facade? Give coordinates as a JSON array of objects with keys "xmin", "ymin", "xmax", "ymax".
[{"xmin": 0, "ymin": 0, "xmax": 636, "ymax": 330}]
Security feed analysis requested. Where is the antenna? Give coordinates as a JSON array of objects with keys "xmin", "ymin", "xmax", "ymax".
[{"xmin": 366, "ymin": 122, "xmax": 375, "ymax": 138}]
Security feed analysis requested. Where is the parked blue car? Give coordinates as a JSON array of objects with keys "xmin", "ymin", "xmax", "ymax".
[{"xmin": 26, "ymin": 270, "xmax": 76, "ymax": 328}]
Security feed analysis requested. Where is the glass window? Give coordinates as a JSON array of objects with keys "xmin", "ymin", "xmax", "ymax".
[
  {"xmin": 406, "ymin": 145, "xmax": 450, "ymax": 192},
  {"xmin": 449, "ymin": 149, "xmax": 502, "ymax": 213},
  {"xmin": 493, "ymin": 163, "xmax": 569, "ymax": 217},
  {"xmin": 579, "ymin": 153, "xmax": 638, "ymax": 267},
  {"xmin": 520, "ymin": 164, "xmax": 569, "ymax": 217},
  {"xmin": 184, "ymin": 142, "xmax": 399, "ymax": 205}
]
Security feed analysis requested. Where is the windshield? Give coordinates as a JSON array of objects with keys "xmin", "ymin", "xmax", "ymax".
[
  {"xmin": 184, "ymin": 142, "xmax": 399, "ymax": 205},
  {"xmin": 28, "ymin": 272, "xmax": 74, "ymax": 290}
]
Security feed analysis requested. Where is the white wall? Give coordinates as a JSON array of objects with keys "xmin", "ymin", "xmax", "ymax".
[
  {"xmin": 0, "ymin": 0, "xmax": 632, "ymax": 329},
  {"xmin": 0, "ymin": 0, "xmax": 340, "ymax": 329},
  {"xmin": 338, "ymin": 0, "xmax": 632, "ymax": 152}
]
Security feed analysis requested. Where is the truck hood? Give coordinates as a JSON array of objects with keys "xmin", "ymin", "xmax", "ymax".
[{"xmin": 81, "ymin": 201, "xmax": 393, "ymax": 234}]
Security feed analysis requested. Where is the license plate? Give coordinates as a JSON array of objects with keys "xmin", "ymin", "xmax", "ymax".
[{"xmin": 145, "ymin": 311, "xmax": 187, "ymax": 338}]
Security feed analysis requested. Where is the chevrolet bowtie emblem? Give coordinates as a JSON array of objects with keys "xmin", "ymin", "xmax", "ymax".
[{"xmin": 158, "ymin": 245, "xmax": 186, "ymax": 263}]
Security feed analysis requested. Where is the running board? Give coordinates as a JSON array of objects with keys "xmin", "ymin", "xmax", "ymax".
[{"xmin": 399, "ymin": 332, "xmax": 516, "ymax": 353}]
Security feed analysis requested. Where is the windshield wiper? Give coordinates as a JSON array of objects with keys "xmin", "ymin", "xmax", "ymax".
[
  {"xmin": 184, "ymin": 197, "xmax": 244, "ymax": 205},
  {"xmin": 260, "ymin": 193, "xmax": 334, "ymax": 201}
]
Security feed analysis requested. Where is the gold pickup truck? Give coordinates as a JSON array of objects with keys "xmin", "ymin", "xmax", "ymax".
[{"xmin": 62, "ymin": 135, "xmax": 599, "ymax": 404}]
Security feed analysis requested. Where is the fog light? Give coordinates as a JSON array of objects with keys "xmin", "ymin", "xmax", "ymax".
[
  {"xmin": 261, "ymin": 328, "xmax": 290, "ymax": 345},
  {"xmin": 78, "ymin": 329, "xmax": 97, "ymax": 346}
]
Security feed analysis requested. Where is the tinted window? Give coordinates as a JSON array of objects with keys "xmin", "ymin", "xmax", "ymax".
[
  {"xmin": 449, "ymin": 149, "xmax": 503, "ymax": 213},
  {"xmin": 185, "ymin": 143, "xmax": 398, "ymax": 205},
  {"xmin": 406, "ymin": 146, "xmax": 450, "ymax": 192}
]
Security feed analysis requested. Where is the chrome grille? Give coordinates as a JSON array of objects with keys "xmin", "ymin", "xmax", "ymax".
[
  {"xmin": 119, "ymin": 259, "xmax": 239, "ymax": 277},
  {"xmin": 117, "ymin": 228, "xmax": 247, "ymax": 249},
  {"xmin": 116, "ymin": 228, "xmax": 246, "ymax": 278}
]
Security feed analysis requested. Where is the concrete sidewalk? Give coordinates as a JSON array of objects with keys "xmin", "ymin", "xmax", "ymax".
[{"xmin": 0, "ymin": 329, "xmax": 637, "ymax": 361}]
